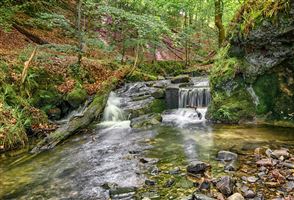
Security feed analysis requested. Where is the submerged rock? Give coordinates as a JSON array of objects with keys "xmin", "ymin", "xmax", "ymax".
[
  {"xmin": 109, "ymin": 186, "xmax": 137, "ymax": 199},
  {"xmin": 227, "ymin": 193, "xmax": 244, "ymax": 200},
  {"xmin": 192, "ymin": 193, "xmax": 216, "ymax": 200},
  {"xmin": 130, "ymin": 113, "xmax": 162, "ymax": 128},
  {"xmin": 216, "ymin": 176, "xmax": 235, "ymax": 196},
  {"xmin": 217, "ymin": 151, "xmax": 238, "ymax": 161},
  {"xmin": 187, "ymin": 161, "xmax": 210, "ymax": 176}
]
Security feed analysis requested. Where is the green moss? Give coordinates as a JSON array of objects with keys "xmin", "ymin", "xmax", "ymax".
[
  {"xmin": 138, "ymin": 61, "xmax": 186, "ymax": 76},
  {"xmin": 127, "ymin": 69, "xmax": 157, "ymax": 82},
  {"xmin": 253, "ymin": 74, "xmax": 279, "ymax": 115},
  {"xmin": 66, "ymin": 85, "xmax": 87, "ymax": 108},
  {"xmin": 208, "ymin": 85, "xmax": 256, "ymax": 123},
  {"xmin": 149, "ymin": 99, "xmax": 167, "ymax": 114}
]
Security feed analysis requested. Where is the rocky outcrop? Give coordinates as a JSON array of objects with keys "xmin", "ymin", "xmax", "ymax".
[{"xmin": 208, "ymin": 0, "xmax": 294, "ymax": 126}]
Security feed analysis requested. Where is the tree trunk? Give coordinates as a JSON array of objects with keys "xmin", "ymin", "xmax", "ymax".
[
  {"xmin": 77, "ymin": 0, "xmax": 83, "ymax": 66},
  {"xmin": 215, "ymin": 0, "xmax": 225, "ymax": 48}
]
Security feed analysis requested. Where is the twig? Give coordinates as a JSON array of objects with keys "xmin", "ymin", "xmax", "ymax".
[{"xmin": 21, "ymin": 47, "xmax": 37, "ymax": 84}]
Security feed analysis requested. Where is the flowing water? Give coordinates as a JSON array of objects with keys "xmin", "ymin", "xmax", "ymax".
[{"xmin": 0, "ymin": 78, "xmax": 294, "ymax": 200}]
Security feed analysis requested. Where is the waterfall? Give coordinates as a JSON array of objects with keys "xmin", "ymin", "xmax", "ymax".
[
  {"xmin": 247, "ymin": 85, "xmax": 260, "ymax": 106},
  {"xmin": 178, "ymin": 88, "xmax": 211, "ymax": 108},
  {"xmin": 103, "ymin": 92, "xmax": 125, "ymax": 122}
]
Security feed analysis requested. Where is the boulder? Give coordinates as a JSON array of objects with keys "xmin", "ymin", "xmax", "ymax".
[
  {"xmin": 187, "ymin": 161, "xmax": 210, "ymax": 176},
  {"xmin": 130, "ymin": 113, "xmax": 162, "ymax": 128},
  {"xmin": 151, "ymin": 89, "xmax": 165, "ymax": 99},
  {"xmin": 171, "ymin": 75, "xmax": 191, "ymax": 84},
  {"xmin": 216, "ymin": 176, "xmax": 235, "ymax": 196},
  {"xmin": 66, "ymin": 87, "xmax": 87, "ymax": 108},
  {"xmin": 227, "ymin": 193, "xmax": 244, "ymax": 200},
  {"xmin": 271, "ymin": 149, "xmax": 290, "ymax": 159},
  {"xmin": 217, "ymin": 151, "xmax": 238, "ymax": 161}
]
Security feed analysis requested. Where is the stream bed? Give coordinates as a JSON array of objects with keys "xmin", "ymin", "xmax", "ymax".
[{"xmin": 0, "ymin": 78, "xmax": 293, "ymax": 200}]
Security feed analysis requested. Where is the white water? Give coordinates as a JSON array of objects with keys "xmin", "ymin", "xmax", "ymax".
[
  {"xmin": 178, "ymin": 88, "xmax": 211, "ymax": 108},
  {"xmin": 103, "ymin": 92, "xmax": 126, "ymax": 122},
  {"xmin": 162, "ymin": 108, "xmax": 207, "ymax": 127},
  {"xmin": 247, "ymin": 85, "xmax": 260, "ymax": 106}
]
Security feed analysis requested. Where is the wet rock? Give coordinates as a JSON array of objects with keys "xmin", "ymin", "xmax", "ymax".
[
  {"xmin": 216, "ymin": 176, "xmax": 235, "ymax": 196},
  {"xmin": 284, "ymin": 181, "xmax": 294, "ymax": 192},
  {"xmin": 282, "ymin": 162, "xmax": 294, "ymax": 169},
  {"xmin": 247, "ymin": 176, "xmax": 259, "ymax": 183},
  {"xmin": 243, "ymin": 190, "xmax": 256, "ymax": 198},
  {"xmin": 169, "ymin": 167, "xmax": 181, "ymax": 175},
  {"xmin": 256, "ymin": 159, "xmax": 273, "ymax": 166},
  {"xmin": 157, "ymin": 76, "xmax": 165, "ymax": 80},
  {"xmin": 47, "ymin": 108, "xmax": 62, "ymax": 120},
  {"xmin": 227, "ymin": 193, "xmax": 245, "ymax": 200},
  {"xmin": 217, "ymin": 151, "xmax": 238, "ymax": 161},
  {"xmin": 141, "ymin": 191, "xmax": 160, "ymax": 199},
  {"xmin": 151, "ymin": 89, "xmax": 165, "ymax": 99},
  {"xmin": 164, "ymin": 179, "xmax": 175, "ymax": 187},
  {"xmin": 165, "ymin": 86, "xmax": 179, "ymax": 109},
  {"xmin": 101, "ymin": 182, "xmax": 118, "ymax": 190},
  {"xmin": 199, "ymin": 179, "xmax": 211, "ymax": 191},
  {"xmin": 171, "ymin": 75, "xmax": 191, "ymax": 84},
  {"xmin": 187, "ymin": 161, "xmax": 211, "ymax": 176},
  {"xmin": 192, "ymin": 193, "xmax": 216, "ymax": 200},
  {"xmin": 130, "ymin": 113, "xmax": 162, "ymax": 128},
  {"xmin": 145, "ymin": 179, "xmax": 156, "ymax": 186},
  {"xmin": 149, "ymin": 166, "xmax": 160, "ymax": 175},
  {"xmin": 139, "ymin": 158, "xmax": 159, "ymax": 164},
  {"xmin": 225, "ymin": 160, "xmax": 238, "ymax": 171},
  {"xmin": 271, "ymin": 149, "xmax": 290, "ymax": 159},
  {"xmin": 265, "ymin": 148, "xmax": 273, "ymax": 158},
  {"xmin": 109, "ymin": 187, "xmax": 137, "ymax": 199}
]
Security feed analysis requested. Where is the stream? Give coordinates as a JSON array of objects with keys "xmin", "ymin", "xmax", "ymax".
[{"xmin": 1, "ymin": 77, "xmax": 294, "ymax": 200}]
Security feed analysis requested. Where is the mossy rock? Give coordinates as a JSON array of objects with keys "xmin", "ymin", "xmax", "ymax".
[
  {"xmin": 130, "ymin": 113, "xmax": 162, "ymax": 129},
  {"xmin": 66, "ymin": 87, "xmax": 87, "ymax": 109},
  {"xmin": 127, "ymin": 70, "xmax": 157, "ymax": 82},
  {"xmin": 149, "ymin": 99, "xmax": 167, "ymax": 113},
  {"xmin": 32, "ymin": 88, "xmax": 63, "ymax": 108}
]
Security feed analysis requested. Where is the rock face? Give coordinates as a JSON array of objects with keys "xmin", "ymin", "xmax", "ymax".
[
  {"xmin": 166, "ymin": 86, "xmax": 179, "ymax": 109},
  {"xmin": 207, "ymin": 1, "xmax": 294, "ymax": 126}
]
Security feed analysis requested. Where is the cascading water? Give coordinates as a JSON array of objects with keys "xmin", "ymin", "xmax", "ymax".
[
  {"xmin": 178, "ymin": 88, "xmax": 211, "ymax": 108},
  {"xmin": 103, "ymin": 92, "xmax": 126, "ymax": 122}
]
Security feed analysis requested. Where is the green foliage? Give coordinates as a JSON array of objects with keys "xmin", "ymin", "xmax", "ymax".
[
  {"xmin": 210, "ymin": 45, "xmax": 248, "ymax": 87},
  {"xmin": 149, "ymin": 99, "xmax": 167, "ymax": 114},
  {"xmin": 138, "ymin": 61, "xmax": 186, "ymax": 76}
]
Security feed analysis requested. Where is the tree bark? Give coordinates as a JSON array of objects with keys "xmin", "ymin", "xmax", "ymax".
[
  {"xmin": 77, "ymin": 0, "xmax": 83, "ymax": 66},
  {"xmin": 215, "ymin": 0, "xmax": 225, "ymax": 48},
  {"xmin": 13, "ymin": 24, "xmax": 49, "ymax": 45}
]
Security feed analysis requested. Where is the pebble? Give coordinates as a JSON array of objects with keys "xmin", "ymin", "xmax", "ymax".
[
  {"xmin": 247, "ymin": 176, "xmax": 259, "ymax": 183},
  {"xmin": 243, "ymin": 190, "xmax": 255, "ymax": 198},
  {"xmin": 227, "ymin": 193, "xmax": 245, "ymax": 200},
  {"xmin": 145, "ymin": 179, "xmax": 156, "ymax": 186}
]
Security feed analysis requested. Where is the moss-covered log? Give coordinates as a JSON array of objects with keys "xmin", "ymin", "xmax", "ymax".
[{"xmin": 31, "ymin": 68, "xmax": 130, "ymax": 153}]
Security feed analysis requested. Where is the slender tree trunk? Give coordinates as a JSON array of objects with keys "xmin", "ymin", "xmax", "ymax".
[
  {"xmin": 77, "ymin": 0, "xmax": 83, "ymax": 66},
  {"xmin": 184, "ymin": 11, "xmax": 189, "ymax": 67},
  {"xmin": 215, "ymin": 0, "xmax": 225, "ymax": 48}
]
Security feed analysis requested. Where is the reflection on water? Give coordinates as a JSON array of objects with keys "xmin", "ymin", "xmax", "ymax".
[{"xmin": 0, "ymin": 121, "xmax": 293, "ymax": 199}]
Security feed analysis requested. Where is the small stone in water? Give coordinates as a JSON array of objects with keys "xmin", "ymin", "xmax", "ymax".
[
  {"xmin": 256, "ymin": 159, "xmax": 273, "ymax": 166},
  {"xmin": 193, "ymin": 193, "xmax": 216, "ymax": 200},
  {"xmin": 272, "ymin": 149, "xmax": 290, "ymax": 159},
  {"xmin": 164, "ymin": 179, "xmax": 175, "ymax": 188},
  {"xmin": 247, "ymin": 176, "xmax": 259, "ymax": 183},
  {"xmin": 227, "ymin": 193, "xmax": 245, "ymax": 200},
  {"xmin": 187, "ymin": 160, "xmax": 210, "ymax": 176},
  {"xmin": 216, "ymin": 176, "xmax": 235, "ymax": 196},
  {"xmin": 243, "ymin": 190, "xmax": 256, "ymax": 198},
  {"xmin": 169, "ymin": 167, "xmax": 181, "ymax": 175},
  {"xmin": 217, "ymin": 151, "xmax": 238, "ymax": 161},
  {"xmin": 145, "ymin": 179, "xmax": 156, "ymax": 186}
]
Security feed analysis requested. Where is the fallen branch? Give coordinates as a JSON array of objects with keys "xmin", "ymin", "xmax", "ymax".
[
  {"xmin": 21, "ymin": 47, "xmax": 37, "ymax": 84},
  {"xmin": 13, "ymin": 24, "xmax": 49, "ymax": 45}
]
